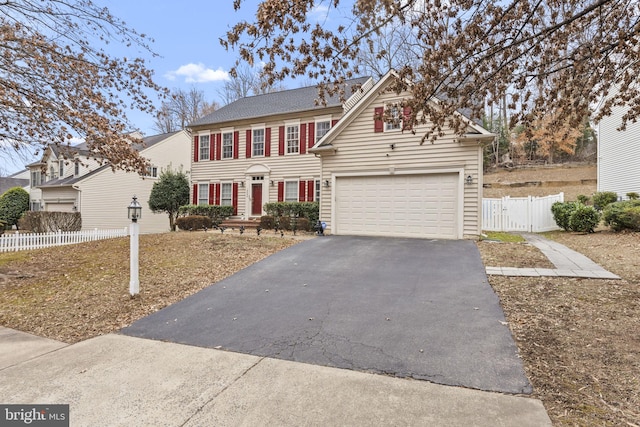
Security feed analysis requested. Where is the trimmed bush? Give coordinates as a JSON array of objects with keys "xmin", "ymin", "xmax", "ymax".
[
  {"xmin": 175, "ymin": 215, "xmax": 212, "ymax": 231},
  {"xmin": 263, "ymin": 201, "xmax": 319, "ymax": 225},
  {"xmin": 178, "ymin": 205, "xmax": 234, "ymax": 226},
  {"xmin": 568, "ymin": 204, "xmax": 600, "ymax": 233},
  {"xmin": 603, "ymin": 200, "xmax": 640, "ymax": 231},
  {"xmin": 576, "ymin": 194, "xmax": 590, "ymax": 205},
  {"xmin": 627, "ymin": 192, "xmax": 639, "ymax": 200},
  {"xmin": 277, "ymin": 216, "xmax": 291, "ymax": 231},
  {"xmin": 295, "ymin": 217, "xmax": 310, "ymax": 232},
  {"xmin": 0, "ymin": 187, "xmax": 30, "ymax": 229},
  {"xmin": 592, "ymin": 191, "xmax": 618, "ymax": 210},
  {"xmin": 551, "ymin": 201, "xmax": 577, "ymax": 231},
  {"xmin": 260, "ymin": 215, "xmax": 276, "ymax": 230}
]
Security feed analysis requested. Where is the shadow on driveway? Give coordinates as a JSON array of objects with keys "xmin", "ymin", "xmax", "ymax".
[{"xmin": 121, "ymin": 236, "xmax": 531, "ymax": 394}]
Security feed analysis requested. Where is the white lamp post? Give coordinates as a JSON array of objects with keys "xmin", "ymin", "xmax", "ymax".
[{"xmin": 127, "ymin": 195, "xmax": 142, "ymax": 296}]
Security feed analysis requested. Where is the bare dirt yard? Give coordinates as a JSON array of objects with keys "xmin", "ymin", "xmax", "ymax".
[{"xmin": 483, "ymin": 163, "xmax": 597, "ymax": 201}]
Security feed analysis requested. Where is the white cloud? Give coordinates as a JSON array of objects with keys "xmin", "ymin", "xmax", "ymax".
[
  {"xmin": 310, "ymin": 5, "xmax": 330, "ymax": 21},
  {"xmin": 165, "ymin": 63, "xmax": 229, "ymax": 83}
]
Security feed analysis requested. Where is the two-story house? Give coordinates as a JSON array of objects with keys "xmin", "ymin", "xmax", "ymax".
[
  {"xmin": 188, "ymin": 77, "xmax": 373, "ymax": 218},
  {"xmin": 27, "ymin": 130, "xmax": 191, "ymax": 233}
]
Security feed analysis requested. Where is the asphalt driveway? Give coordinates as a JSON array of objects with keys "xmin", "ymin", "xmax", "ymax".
[{"xmin": 121, "ymin": 236, "xmax": 531, "ymax": 394}]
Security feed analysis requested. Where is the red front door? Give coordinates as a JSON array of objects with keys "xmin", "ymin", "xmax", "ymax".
[{"xmin": 251, "ymin": 183, "xmax": 262, "ymax": 216}]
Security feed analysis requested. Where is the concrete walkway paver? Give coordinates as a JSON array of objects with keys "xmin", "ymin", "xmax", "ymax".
[
  {"xmin": 0, "ymin": 332, "xmax": 552, "ymax": 426},
  {"xmin": 486, "ymin": 233, "xmax": 620, "ymax": 279}
]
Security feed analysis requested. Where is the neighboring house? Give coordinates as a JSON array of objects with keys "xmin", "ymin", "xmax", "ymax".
[
  {"xmin": 0, "ymin": 170, "xmax": 29, "ymax": 195},
  {"xmin": 28, "ymin": 130, "xmax": 191, "ymax": 234},
  {"xmin": 596, "ymin": 86, "xmax": 640, "ymax": 198},
  {"xmin": 188, "ymin": 77, "xmax": 373, "ymax": 218},
  {"xmin": 310, "ymin": 70, "xmax": 495, "ymax": 239}
]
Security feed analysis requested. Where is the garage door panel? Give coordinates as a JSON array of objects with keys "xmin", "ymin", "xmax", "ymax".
[{"xmin": 335, "ymin": 173, "xmax": 458, "ymax": 239}]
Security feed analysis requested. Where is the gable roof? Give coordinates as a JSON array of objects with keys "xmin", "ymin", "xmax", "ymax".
[
  {"xmin": 190, "ymin": 77, "xmax": 372, "ymax": 127},
  {"xmin": 37, "ymin": 131, "xmax": 186, "ymax": 188},
  {"xmin": 311, "ymin": 70, "xmax": 494, "ymax": 152}
]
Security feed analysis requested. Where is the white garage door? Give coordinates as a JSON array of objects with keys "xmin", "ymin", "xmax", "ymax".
[{"xmin": 334, "ymin": 173, "xmax": 459, "ymax": 239}]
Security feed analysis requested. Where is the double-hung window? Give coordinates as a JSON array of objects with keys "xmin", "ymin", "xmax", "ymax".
[
  {"xmin": 286, "ymin": 125, "xmax": 299, "ymax": 154},
  {"xmin": 145, "ymin": 166, "xmax": 158, "ymax": 178},
  {"xmin": 74, "ymin": 162, "xmax": 80, "ymax": 176},
  {"xmin": 30, "ymin": 170, "xmax": 41, "ymax": 187},
  {"xmin": 198, "ymin": 183, "xmax": 209, "ymax": 205},
  {"xmin": 284, "ymin": 180, "xmax": 298, "ymax": 202},
  {"xmin": 385, "ymin": 104, "xmax": 402, "ymax": 131},
  {"xmin": 220, "ymin": 183, "xmax": 232, "ymax": 206},
  {"xmin": 199, "ymin": 134, "xmax": 210, "ymax": 160},
  {"xmin": 316, "ymin": 120, "xmax": 331, "ymax": 142},
  {"xmin": 222, "ymin": 132, "xmax": 233, "ymax": 159},
  {"xmin": 59, "ymin": 161, "xmax": 64, "ymax": 178},
  {"xmin": 252, "ymin": 128, "xmax": 264, "ymax": 157}
]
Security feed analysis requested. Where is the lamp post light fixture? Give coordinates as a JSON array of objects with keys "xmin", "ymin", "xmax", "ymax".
[{"xmin": 128, "ymin": 195, "xmax": 142, "ymax": 296}]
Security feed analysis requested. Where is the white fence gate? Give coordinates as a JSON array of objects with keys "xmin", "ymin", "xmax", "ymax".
[
  {"xmin": 0, "ymin": 227, "xmax": 128, "ymax": 252},
  {"xmin": 482, "ymin": 193, "xmax": 564, "ymax": 232}
]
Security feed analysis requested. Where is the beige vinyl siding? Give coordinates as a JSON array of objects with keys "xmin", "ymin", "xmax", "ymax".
[
  {"xmin": 597, "ymin": 88, "xmax": 640, "ymax": 197},
  {"xmin": 190, "ymin": 109, "xmax": 339, "ymax": 217},
  {"xmin": 42, "ymin": 186, "xmax": 78, "ymax": 211},
  {"xmin": 318, "ymin": 90, "xmax": 483, "ymax": 239},
  {"xmin": 77, "ymin": 131, "xmax": 191, "ymax": 234}
]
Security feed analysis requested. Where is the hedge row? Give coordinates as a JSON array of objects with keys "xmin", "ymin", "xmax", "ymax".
[
  {"xmin": 263, "ymin": 202, "xmax": 319, "ymax": 224},
  {"xmin": 19, "ymin": 211, "xmax": 82, "ymax": 233},
  {"xmin": 175, "ymin": 215, "xmax": 213, "ymax": 231},
  {"xmin": 178, "ymin": 205, "xmax": 233, "ymax": 226},
  {"xmin": 260, "ymin": 216, "xmax": 311, "ymax": 232}
]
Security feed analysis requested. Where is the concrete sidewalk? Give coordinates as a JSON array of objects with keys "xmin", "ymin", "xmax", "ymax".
[
  {"xmin": 0, "ymin": 329, "xmax": 552, "ymax": 426},
  {"xmin": 486, "ymin": 233, "xmax": 620, "ymax": 279}
]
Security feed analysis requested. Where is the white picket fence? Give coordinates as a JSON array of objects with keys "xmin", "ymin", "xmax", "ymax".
[
  {"xmin": 482, "ymin": 193, "xmax": 564, "ymax": 232},
  {"xmin": 0, "ymin": 227, "xmax": 128, "ymax": 252}
]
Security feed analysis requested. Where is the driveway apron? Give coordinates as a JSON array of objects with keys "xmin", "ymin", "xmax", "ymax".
[{"xmin": 121, "ymin": 236, "xmax": 531, "ymax": 394}]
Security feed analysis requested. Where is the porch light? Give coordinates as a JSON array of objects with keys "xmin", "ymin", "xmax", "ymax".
[
  {"xmin": 324, "ymin": 180, "xmax": 330, "ymax": 187},
  {"xmin": 465, "ymin": 175, "xmax": 473, "ymax": 185}
]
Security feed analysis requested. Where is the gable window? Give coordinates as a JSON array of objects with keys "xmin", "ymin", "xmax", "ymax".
[
  {"xmin": 59, "ymin": 162, "xmax": 64, "ymax": 178},
  {"xmin": 286, "ymin": 125, "xmax": 299, "ymax": 154},
  {"xmin": 74, "ymin": 162, "xmax": 80, "ymax": 176},
  {"xmin": 385, "ymin": 104, "xmax": 402, "ymax": 131},
  {"xmin": 145, "ymin": 165, "xmax": 158, "ymax": 178},
  {"xmin": 222, "ymin": 132, "xmax": 233, "ymax": 159},
  {"xmin": 198, "ymin": 183, "xmax": 209, "ymax": 205},
  {"xmin": 199, "ymin": 134, "xmax": 210, "ymax": 161},
  {"xmin": 284, "ymin": 180, "xmax": 298, "ymax": 202},
  {"xmin": 49, "ymin": 166, "xmax": 55, "ymax": 181},
  {"xmin": 220, "ymin": 183, "xmax": 232, "ymax": 206},
  {"xmin": 252, "ymin": 128, "xmax": 264, "ymax": 157},
  {"xmin": 316, "ymin": 120, "xmax": 331, "ymax": 142}
]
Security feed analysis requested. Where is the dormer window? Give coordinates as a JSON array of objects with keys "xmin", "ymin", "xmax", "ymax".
[{"xmin": 59, "ymin": 161, "xmax": 64, "ymax": 178}]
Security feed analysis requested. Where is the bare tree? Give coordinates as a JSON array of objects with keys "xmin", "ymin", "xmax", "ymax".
[
  {"xmin": 0, "ymin": 0, "xmax": 167, "ymax": 173},
  {"xmin": 217, "ymin": 64, "xmax": 285, "ymax": 105},
  {"xmin": 222, "ymin": 0, "xmax": 640, "ymax": 141},
  {"xmin": 153, "ymin": 87, "xmax": 219, "ymax": 133}
]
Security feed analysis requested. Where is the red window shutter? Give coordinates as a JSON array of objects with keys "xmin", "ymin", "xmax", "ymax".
[
  {"xmin": 215, "ymin": 183, "xmax": 221, "ymax": 205},
  {"xmin": 233, "ymin": 131, "xmax": 239, "ymax": 159},
  {"xmin": 307, "ymin": 180, "xmax": 314, "ymax": 202},
  {"xmin": 265, "ymin": 127, "xmax": 271, "ymax": 157},
  {"xmin": 245, "ymin": 130, "xmax": 252, "ymax": 159},
  {"xmin": 192, "ymin": 184, "xmax": 198, "ymax": 204},
  {"xmin": 402, "ymin": 106, "xmax": 413, "ymax": 131},
  {"xmin": 208, "ymin": 183, "xmax": 214, "ymax": 205},
  {"xmin": 299, "ymin": 180, "xmax": 306, "ymax": 202},
  {"xmin": 300, "ymin": 123, "xmax": 307, "ymax": 154},
  {"xmin": 209, "ymin": 134, "xmax": 215, "ymax": 160},
  {"xmin": 374, "ymin": 107, "xmax": 384, "ymax": 133},
  {"xmin": 278, "ymin": 126, "xmax": 285, "ymax": 156},
  {"xmin": 332, "ymin": 119, "xmax": 339, "ymax": 126},
  {"xmin": 216, "ymin": 133, "xmax": 222, "ymax": 161},
  {"xmin": 277, "ymin": 181, "xmax": 284, "ymax": 202},
  {"xmin": 193, "ymin": 136, "xmax": 199, "ymax": 162},
  {"xmin": 307, "ymin": 122, "xmax": 315, "ymax": 148},
  {"xmin": 232, "ymin": 182, "xmax": 239, "ymax": 215}
]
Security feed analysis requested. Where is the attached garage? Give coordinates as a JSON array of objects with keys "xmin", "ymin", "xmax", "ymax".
[{"xmin": 334, "ymin": 173, "xmax": 460, "ymax": 239}]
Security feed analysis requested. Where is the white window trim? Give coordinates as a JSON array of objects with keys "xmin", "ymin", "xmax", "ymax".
[
  {"xmin": 314, "ymin": 117, "xmax": 332, "ymax": 143},
  {"xmin": 284, "ymin": 179, "xmax": 299, "ymax": 202},
  {"xmin": 384, "ymin": 101, "xmax": 403, "ymax": 132},
  {"xmin": 220, "ymin": 181, "xmax": 233, "ymax": 206},
  {"xmin": 198, "ymin": 132, "xmax": 211, "ymax": 161},
  {"xmin": 59, "ymin": 161, "xmax": 64, "ymax": 178},
  {"xmin": 284, "ymin": 120, "xmax": 300, "ymax": 155},
  {"xmin": 198, "ymin": 183, "xmax": 209, "ymax": 205},
  {"xmin": 221, "ymin": 130, "xmax": 234, "ymax": 159},
  {"xmin": 252, "ymin": 126, "xmax": 266, "ymax": 158}
]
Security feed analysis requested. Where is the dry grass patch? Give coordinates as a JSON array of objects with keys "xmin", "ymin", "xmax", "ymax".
[
  {"xmin": 0, "ymin": 232, "xmax": 300, "ymax": 343},
  {"xmin": 478, "ymin": 231, "xmax": 640, "ymax": 426}
]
